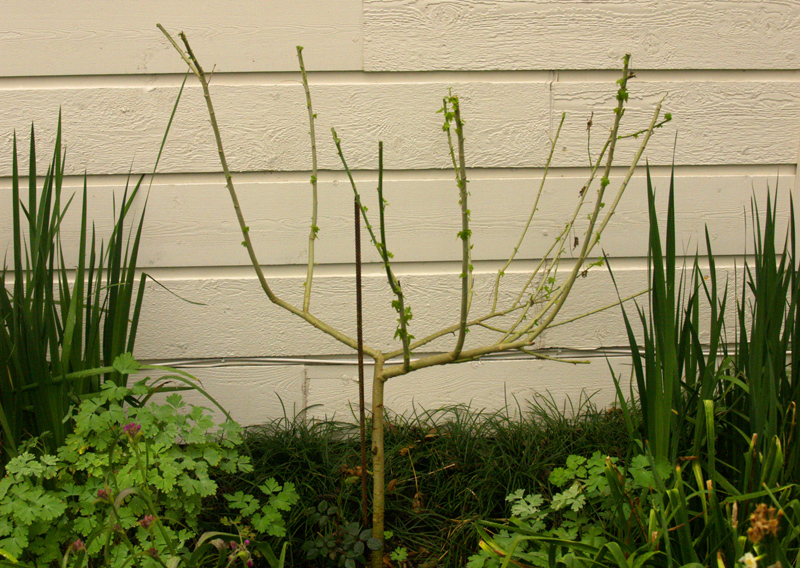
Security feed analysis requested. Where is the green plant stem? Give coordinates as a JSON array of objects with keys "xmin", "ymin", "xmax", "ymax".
[
  {"xmin": 128, "ymin": 443, "xmax": 179, "ymax": 559},
  {"xmin": 371, "ymin": 357, "xmax": 386, "ymax": 568},
  {"xmin": 157, "ymin": 25, "xmax": 378, "ymax": 360},
  {"xmin": 451, "ymin": 97, "xmax": 471, "ymax": 360},
  {"xmin": 509, "ymin": 89, "xmax": 662, "ymax": 344},
  {"xmin": 297, "ymin": 46, "xmax": 319, "ymax": 313},
  {"xmin": 376, "ymin": 142, "xmax": 411, "ymax": 371},
  {"xmin": 492, "ymin": 113, "xmax": 565, "ymax": 313},
  {"xmin": 331, "ymin": 128, "xmax": 411, "ymax": 366}
]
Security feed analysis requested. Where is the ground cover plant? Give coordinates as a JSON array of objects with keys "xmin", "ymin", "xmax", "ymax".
[
  {"xmin": 201, "ymin": 394, "xmax": 630, "ymax": 568},
  {"xmin": 0, "ymin": 361, "xmax": 297, "ymax": 568},
  {"xmin": 157, "ymin": 26, "xmax": 671, "ymax": 565}
]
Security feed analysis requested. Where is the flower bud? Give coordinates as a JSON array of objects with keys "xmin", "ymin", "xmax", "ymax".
[{"xmin": 123, "ymin": 422, "xmax": 141, "ymax": 438}]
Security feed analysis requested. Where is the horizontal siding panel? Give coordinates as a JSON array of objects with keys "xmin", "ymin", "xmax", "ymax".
[
  {"xmin": 148, "ymin": 365, "xmax": 306, "ymax": 427},
  {"xmin": 1, "ymin": 171, "xmax": 792, "ymax": 268},
  {"xmin": 132, "ymin": 264, "xmax": 743, "ymax": 360},
  {"xmin": 364, "ymin": 0, "xmax": 800, "ymax": 71},
  {"xmin": 553, "ymin": 80, "xmax": 800, "ymax": 167},
  {"xmin": 0, "ymin": 81, "xmax": 549, "ymax": 175},
  {"xmin": 306, "ymin": 357, "xmax": 631, "ymax": 421},
  {"xmin": 148, "ymin": 357, "xmax": 630, "ymax": 425},
  {"xmin": 1, "ymin": 1, "xmax": 362, "ymax": 76},
  {"xmin": 1, "ymin": 79, "xmax": 796, "ymax": 176}
]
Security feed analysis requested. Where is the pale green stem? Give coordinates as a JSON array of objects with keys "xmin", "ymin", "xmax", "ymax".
[
  {"xmin": 332, "ymin": 129, "xmax": 412, "ymax": 369},
  {"xmin": 297, "ymin": 46, "xmax": 319, "ymax": 313},
  {"xmin": 547, "ymin": 287, "xmax": 649, "ymax": 329},
  {"xmin": 443, "ymin": 97, "xmax": 471, "ymax": 360},
  {"xmin": 371, "ymin": 357, "xmax": 386, "ymax": 568},
  {"xmin": 376, "ymin": 142, "xmax": 411, "ymax": 371},
  {"xmin": 501, "ymin": 58, "xmax": 635, "ymax": 345},
  {"xmin": 492, "ymin": 113, "xmax": 565, "ymax": 313},
  {"xmin": 511, "ymin": 132, "xmax": 612, "ymax": 311},
  {"xmin": 498, "ymin": 140, "xmax": 610, "ymax": 344},
  {"xmin": 157, "ymin": 25, "xmax": 378, "ymax": 359},
  {"xmin": 511, "ymin": 62, "xmax": 667, "ymax": 344},
  {"xmin": 383, "ymin": 301, "xmax": 527, "ymax": 360},
  {"xmin": 519, "ymin": 348, "xmax": 590, "ymax": 364}
]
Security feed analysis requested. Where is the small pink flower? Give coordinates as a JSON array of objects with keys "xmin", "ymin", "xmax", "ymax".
[
  {"xmin": 97, "ymin": 488, "xmax": 110, "ymax": 502},
  {"xmin": 244, "ymin": 539, "xmax": 250, "ymax": 546},
  {"xmin": 139, "ymin": 514, "xmax": 156, "ymax": 529},
  {"xmin": 247, "ymin": 560, "xmax": 253, "ymax": 568},
  {"xmin": 123, "ymin": 422, "xmax": 141, "ymax": 437},
  {"xmin": 146, "ymin": 547, "xmax": 159, "ymax": 558},
  {"xmin": 71, "ymin": 539, "xmax": 86, "ymax": 552}
]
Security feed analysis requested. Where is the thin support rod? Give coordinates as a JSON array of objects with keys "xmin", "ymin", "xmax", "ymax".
[{"xmin": 355, "ymin": 197, "xmax": 369, "ymax": 528}]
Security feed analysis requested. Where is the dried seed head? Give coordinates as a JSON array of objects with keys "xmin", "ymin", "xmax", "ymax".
[{"xmin": 747, "ymin": 503, "xmax": 783, "ymax": 544}]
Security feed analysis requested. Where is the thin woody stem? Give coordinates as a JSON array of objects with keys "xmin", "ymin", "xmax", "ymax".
[
  {"xmin": 332, "ymin": 128, "xmax": 413, "ymax": 370},
  {"xmin": 511, "ymin": 132, "xmax": 612, "ymax": 310},
  {"xmin": 383, "ymin": 301, "xmax": 527, "ymax": 360},
  {"xmin": 500, "ymin": 57, "xmax": 654, "ymax": 345},
  {"xmin": 332, "ymin": 129, "xmax": 386, "ymax": 267},
  {"xmin": 297, "ymin": 46, "xmax": 319, "ymax": 313},
  {"xmin": 585, "ymin": 101, "xmax": 665, "ymax": 257},
  {"xmin": 492, "ymin": 113, "xmax": 565, "ymax": 313},
  {"xmin": 370, "ymin": 355, "xmax": 386, "ymax": 568},
  {"xmin": 497, "ymin": 132, "xmax": 614, "ymax": 343},
  {"xmin": 376, "ymin": 143, "xmax": 411, "ymax": 371},
  {"xmin": 157, "ymin": 25, "xmax": 378, "ymax": 359},
  {"xmin": 443, "ymin": 96, "xmax": 471, "ymax": 360},
  {"xmin": 510, "ymin": 60, "xmax": 666, "ymax": 344}
]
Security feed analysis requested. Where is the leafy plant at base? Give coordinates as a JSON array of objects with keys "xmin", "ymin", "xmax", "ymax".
[
  {"xmin": 0, "ymin": 363, "xmax": 297, "ymax": 568},
  {"xmin": 472, "ymin": 176, "xmax": 800, "ymax": 567},
  {"xmin": 158, "ymin": 25, "xmax": 670, "ymax": 566},
  {"xmin": 469, "ymin": 451, "xmax": 667, "ymax": 568},
  {"xmin": 208, "ymin": 393, "xmax": 628, "ymax": 568},
  {"xmin": 302, "ymin": 501, "xmax": 382, "ymax": 568},
  {"xmin": 0, "ymin": 80, "xmax": 185, "ymax": 473}
]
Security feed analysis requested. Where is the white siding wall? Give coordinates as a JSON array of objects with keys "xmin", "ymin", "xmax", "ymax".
[{"xmin": 2, "ymin": 1, "xmax": 799, "ymax": 423}]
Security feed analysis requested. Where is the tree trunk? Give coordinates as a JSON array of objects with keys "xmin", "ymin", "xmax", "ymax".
[{"xmin": 370, "ymin": 358, "xmax": 385, "ymax": 568}]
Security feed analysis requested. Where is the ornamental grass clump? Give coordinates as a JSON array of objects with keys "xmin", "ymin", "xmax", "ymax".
[
  {"xmin": 158, "ymin": 24, "xmax": 670, "ymax": 566},
  {"xmin": 472, "ymin": 181, "xmax": 800, "ymax": 568},
  {"xmin": 0, "ymin": 83, "xmax": 185, "ymax": 474}
]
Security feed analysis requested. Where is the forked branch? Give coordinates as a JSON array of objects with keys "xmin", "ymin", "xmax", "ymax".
[
  {"xmin": 157, "ymin": 24, "xmax": 380, "ymax": 360},
  {"xmin": 441, "ymin": 95, "xmax": 472, "ymax": 360},
  {"xmin": 157, "ymin": 28, "xmax": 669, "ymax": 566}
]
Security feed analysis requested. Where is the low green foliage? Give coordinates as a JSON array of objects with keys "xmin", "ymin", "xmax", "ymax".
[
  {"xmin": 0, "ymin": 379, "xmax": 297, "ymax": 568},
  {"xmin": 472, "ymin": 179, "xmax": 800, "ymax": 568},
  {"xmin": 204, "ymin": 395, "xmax": 629, "ymax": 568},
  {"xmin": 302, "ymin": 501, "xmax": 382, "ymax": 568},
  {"xmin": 469, "ymin": 452, "xmax": 667, "ymax": 568}
]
